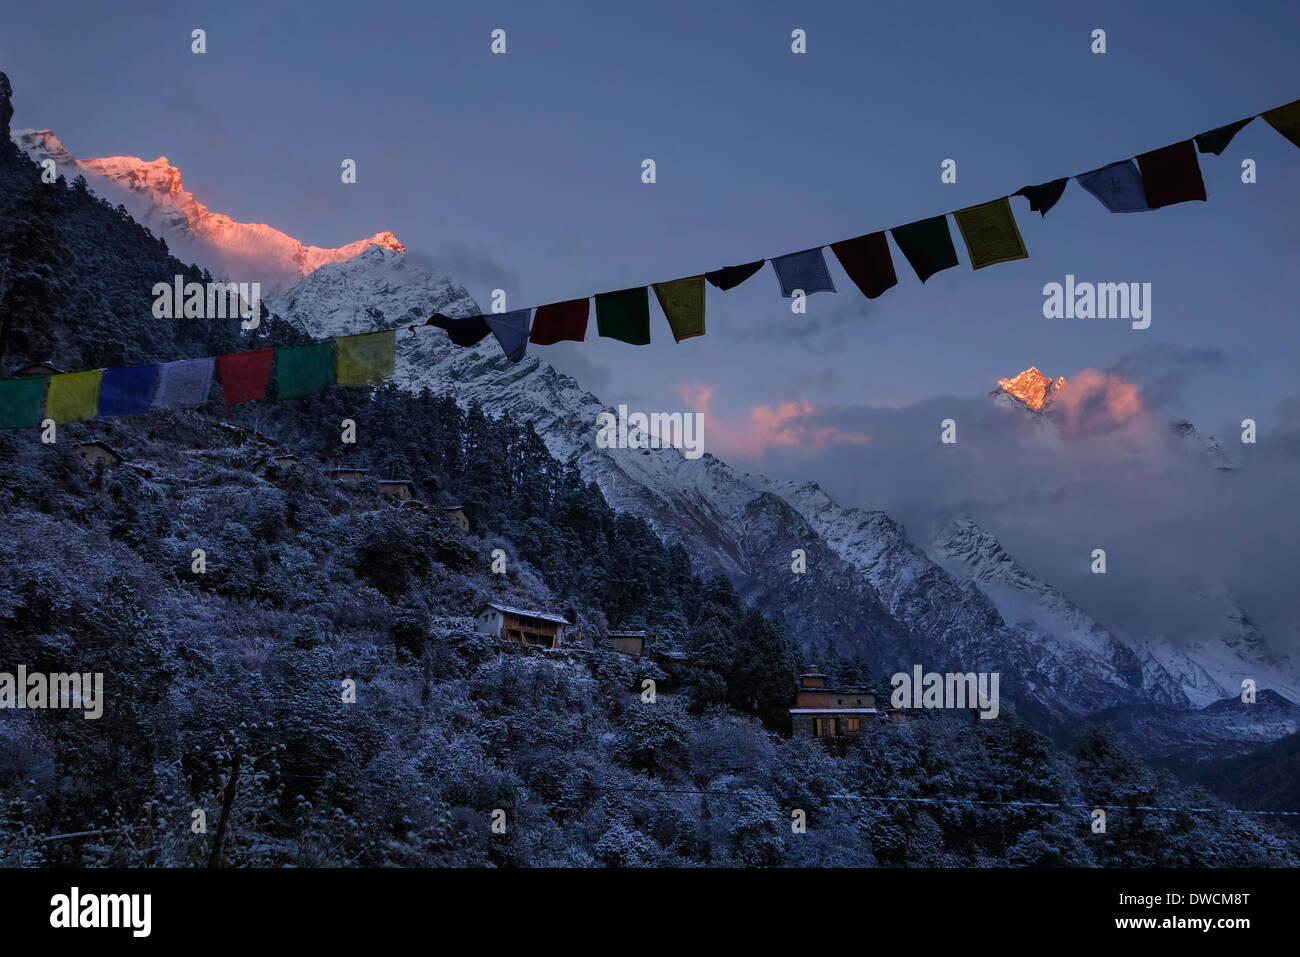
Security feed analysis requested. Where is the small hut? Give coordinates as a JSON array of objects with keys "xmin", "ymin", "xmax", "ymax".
[
  {"xmin": 378, "ymin": 479, "xmax": 416, "ymax": 501},
  {"xmin": 74, "ymin": 441, "xmax": 124, "ymax": 470},
  {"xmin": 326, "ymin": 467, "xmax": 370, "ymax": 485},
  {"xmin": 607, "ymin": 630, "xmax": 647, "ymax": 656},
  {"xmin": 474, "ymin": 602, "xmax": 568, "ymax": 648},
  {"xmin": 441, "ymin": 504, "xmax": 469, "ymax": 533}
]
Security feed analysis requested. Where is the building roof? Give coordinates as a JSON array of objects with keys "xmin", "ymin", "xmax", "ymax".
[
  {"xmin": 441, "ymin": 503, "xmax": 466, "ymax": 511},
  {"xmin": 75, "ymin": 440, "xmax": 123, "ymax": 458},
  {"xmin": 799, "ymin": 671, "xmax": 829, "ymax": 678},
  {"xmin": 608, "ymin": 630, "xmax": 648, "ymax": 638},
  {"xmin": 789, "ymin": 708, "xmax": 880, "ymax": 715},
  {"xmin": 326, "ymin": 467, "xmax": 370, "ymax": 475},
  {"xmin": 10, "ymin": 361, "xmax": 65, "ymax": 376},
  {"xmin": 477, "ymin": 602, "xmax": 569, "ymax": 625},
  {"xmin": 379, "ymin": 478, "xmax": 414, "ymax": 485}
]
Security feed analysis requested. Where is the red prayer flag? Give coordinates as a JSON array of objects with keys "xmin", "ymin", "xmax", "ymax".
[
  {"xmin": 1135, "ymin": 140, "xmax": 1207, "ymax": 209},
  {"xmin": 529, "ymin": 298, "xmax": 589, "ymax": 345},
  {"xmin": 217, "ymin": 348, "xmax": 274, "ymax": 406},
  {"xmin": 830, "ymin": 232, "xmax": 898, "ymax": 299}
]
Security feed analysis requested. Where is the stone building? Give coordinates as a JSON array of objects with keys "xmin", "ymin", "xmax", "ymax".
[{"xmin": 788, "ymin": 670, "xmax": 883, "ymax": 739}]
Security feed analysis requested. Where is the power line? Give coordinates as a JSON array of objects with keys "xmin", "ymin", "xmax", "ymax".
[{"xmin": 581, "ymin": 782, "xmax": 1300, "ymax": 816}]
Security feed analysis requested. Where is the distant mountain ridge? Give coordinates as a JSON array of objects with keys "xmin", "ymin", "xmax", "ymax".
[
  {"xmin": 11, "ymin": 128, "xmax": 403, "ymax": 293},
  {"xmin": 266, "ymin": 251, "xmax": 1300, "ymax": 750}
]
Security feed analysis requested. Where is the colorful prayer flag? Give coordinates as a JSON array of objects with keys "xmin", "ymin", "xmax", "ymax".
[
  {"xmin": 486, "ymin": 309, "xmax": 532, "ymax": 362},
  {"xmin": 217, "ymin": 348, "xmax": 273, "ymax": 406},
  {"xmin": 1261, "ymin": 98, "xmax": 1300, "ymax": 149},
  {"xmin": 705, "ymin": 260, "xmax": 765, "ymax": 291},
  {"xmin": 45, "ymin": 370, "xmax": 102, "ymax": 422},
  {"xmin": 653, "ymin": 276, "xmax": 706, "ymax": 342},
  {"xmin": 891, "ymin": 216, "xmax": 959, "ymax": 283},
  {"xmin": 276, "ymin": 340, "xmax": 336, "ymax": 399},
  {"xmin": 1135, "ymin": 140, "xmax": 1207, "ymax": 209},
  {"xmin": 1195, "ymin": 117, "xmax": 1252, "ymax": 155},
  {"xmin": 0, "ymin": 377, "xmax": 46, "ymax": 430},
  {"xmin": 153, "ymin": 357, "xmax": 213, "ymax": 409},
  {"xmin": 336, "ymin": 330, "xmax": 396, "ymax": 385},
  {"xmin": 953, "ymin": 197, "xmax": 1029, "ymax": 270},
  {"xmin": 1013, "ymin": 178, "xmax": 1069, "ymax": 217},
  {"xmin": 97, "ymin": 364, "xmax": 156, "ymax": 417},
  {"xmin": 529, "ymin": 299, "xmax": 589, "ymax": 345},
  {"xmin": 427, "ymin": 312, "xmax": 492, "ymax": 347},
  {"xmin": 595, "ymin": 287, "xmax": 651, "ymax": 345},
  {"xmin": 830, "ymin": 232, "xmax": 897, "ymax": 299},
  {"xmin": 1076, "ymin": 160, "xmax": 1149, "ymax": 212},
  {"xmin": 771, "ymin": 247, "xmax": 835, "ymax": 298}
]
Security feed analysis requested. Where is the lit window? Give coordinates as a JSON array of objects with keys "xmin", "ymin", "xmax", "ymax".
[{"xmin": 847, "ymin": 717, "xmax": 861, "ymax": 731}]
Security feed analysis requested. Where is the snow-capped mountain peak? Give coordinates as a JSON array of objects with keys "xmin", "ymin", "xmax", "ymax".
[
  {"xmin": 11, "ymin": 127, "xmax": 403, "ymax": 293},
  {"xmin": 993, "ymin": 366, "xmax": 1066, "ymax": 412}
]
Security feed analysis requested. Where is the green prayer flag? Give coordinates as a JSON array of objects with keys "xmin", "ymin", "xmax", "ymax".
[
  {"xmin": 953, "ymin": 197, "xmax": 1029, "ymax": 269},
  {"xmin": 45, "ymin": 369, "xmax": 102, "ymax": 422},
  {"xmin": 1195, "ymin": 117, "xmax": 1252, "ymax": 155},
  {"xmin": 595, "ymin": 287, "xmax": 651, "ymax": 345},
  {"xmin": 0, "ymin": 376, "xmax": 47, "ymax": 430},
  {"xmin": 891, "ymin": 215, "xmax": 959, "ymax": 283},
  {"xmin": 1261, "ymin": 99, "xmax": 1300, "ymax": 150},
  {"xmin": 336, "ymin": 330, "xmax": 396, "ymax": 385},
  {"xmin": 653, "ymin": 276, "xmax": 706, "ymax": 342},
  {"xmin": 277, "ymin": 340, "xmax": 336, "ymax": 399}
]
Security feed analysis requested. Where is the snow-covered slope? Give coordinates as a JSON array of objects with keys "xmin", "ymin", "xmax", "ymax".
[
  {"xmin": 266, "ymin": 250, "xmax": 1299, "ymax": 746},
  {"xmin": 928, "ymin": 516, "xmax": 1300, "ymax": 708},
  {"xmin": 11, "ymin": 128, "xmax": 403, "ymax": 292}
]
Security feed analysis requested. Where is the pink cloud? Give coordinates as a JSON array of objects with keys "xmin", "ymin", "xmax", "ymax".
[
  {"xmin": 1053, "ymin": 368, "xmax": 1143, "ymax": 431},
  {"xmin": 679, "ymin": 382, "xmax": 869, "ymax": 459}
]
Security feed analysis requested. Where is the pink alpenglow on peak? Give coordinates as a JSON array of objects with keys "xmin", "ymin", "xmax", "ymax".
[
  {"xmin": 994, "ymin": 366, "xmax": 1066, "ymax": 412},
  {"xmin": 11, "ymin": 128, "xmax": 404, "ymax": 293}
]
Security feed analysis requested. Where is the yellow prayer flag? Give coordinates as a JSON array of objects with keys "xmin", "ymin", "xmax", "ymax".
[
  {"xmin": 953, "ymin": 197, "xmax": 1029, "ymax": 270},
  {"xmin": 652, "ymin": 276, "xmax": 706, "ymax": 343},
  {"xmin": 336, "ymin": 330, "xmax": 396, "ymax": 386},
  {"xmin": 45, "ymin": 370, "xmax": 103, "ymax": 422},
  {"xmin": 1261, "ymin": 98, "xmax": 1300, "ymax": 150}
]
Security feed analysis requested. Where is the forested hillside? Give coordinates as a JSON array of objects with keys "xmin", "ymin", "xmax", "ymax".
[{"xmin": 1, "ymin": 86, "xmax": 1297, "ymax": 867}]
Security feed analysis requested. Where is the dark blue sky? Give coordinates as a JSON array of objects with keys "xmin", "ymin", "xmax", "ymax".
[{"xmin": 3, "ymin": 0, "xmax": 1298, "ymax": 486}]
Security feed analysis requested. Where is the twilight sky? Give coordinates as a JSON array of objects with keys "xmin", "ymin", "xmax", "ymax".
[{"xmin": 3, "ymin": 0, "xmax": 1298, "ymax": 517}]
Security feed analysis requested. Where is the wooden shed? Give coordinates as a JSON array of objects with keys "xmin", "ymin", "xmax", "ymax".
[
  {"xmin": 326, "ymin": 467, "xmax": 370, "ymax": 484},
  {"xmin": 378, "ymin": 479, "xmax": 416, "ymax": 501},
  {"xmin": 474, "ymin": 602, "xmax": 568, "ymax": 648},
  {"xmin": 74, "ymin": 441, "xmax": 124, "ymax": 470},
  {"xmin": 607, "ymin": 630, "xmax": 647, "ymax": 656},
  {"xmin": 441, "ymin": 504, "xmax": 469, "ymax": 533},
  {"xmin": 265, "ymin": 453, "xmax": 301, "ymax": 470}
]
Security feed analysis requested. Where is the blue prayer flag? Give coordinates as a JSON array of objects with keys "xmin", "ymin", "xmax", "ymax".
[
  {"xmin": 485, "ymin": 309, "xmax": 532, "ymax": 362},
  {"xmin": 1076, "ymin": 160, "xmax": 1150, "ymax": 213},
  {"xmin": 98, "ymin": 364, "xmax": 157, "ymax": 417},
  {"xmin": 772, "ymin": 247, "xmax": 836, "ymax": 298}
]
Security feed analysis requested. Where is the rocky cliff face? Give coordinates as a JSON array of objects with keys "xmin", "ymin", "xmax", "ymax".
[{"xmin": 0, "ymin": 72, "xmax": 13, "ymax": 138}]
